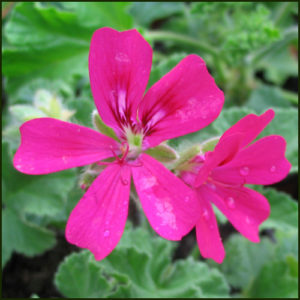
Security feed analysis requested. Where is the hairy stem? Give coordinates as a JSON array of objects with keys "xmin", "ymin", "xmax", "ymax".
[{"xmin": 145, "ymin": 30, "xmax": 218, "ymax": 56}]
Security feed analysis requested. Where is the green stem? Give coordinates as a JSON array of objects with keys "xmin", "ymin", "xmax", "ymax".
[
  {"xmin": 248, "ymin": 26, "xmax": 298, "ymax": 65},
  {"xmin": 213, "ymin": 55, "xmax": 227, "ymax": 84},
  {"xmin": 145, "ymin": 30, "xmax": 218, "ymax": 56},
  {"xmin": 274, "ymin": 2, "xmax": 294, "ymax": 27},
  {"xmin": 281, "ymin": 90, "xmax": 298, "ymax": 105},
  {"xmin": 145, "ymin": 30, "xmax": 229, "ymax": 85},
  {"xmin": 171, "ymin": 145, "xmax": 201, "ymax": 171},
  {"xmin": 191, "ymin": 244, "xmax": 200, "ymax": 260}
]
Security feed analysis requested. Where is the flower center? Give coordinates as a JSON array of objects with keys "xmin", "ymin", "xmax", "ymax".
[{"xmin": 124, "ymin": 127, "xmax": 144, "ymax": 160}]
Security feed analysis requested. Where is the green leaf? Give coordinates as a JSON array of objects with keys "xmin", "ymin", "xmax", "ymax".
[
  {"xmin": 246, "ymin": 259, "xmax": 298, "ymax": 298},
  {"xmin": 129, "ymin": 2, "xmax": 184, "ymax": 27},
  {"xmin": 214, "ymin": 234, "xmax": 275, "ymax": 289},
  {"xmin": 286, "ymin": 255, "xmax": 298, "ymax": 278},
  {"xmin": 62, "ymin": 2, "xmax": 133, "ymax": 30},
  {"xmin": 55, "ymin": 251, "xmax": 112, "ymax": 298},
  {"xmin": 107, "ymin": 228, "xmax": 230, "ymax": 298},
  {"xmin": 2, "ymin": 207, "xmax": 56, "ymax": 268},
  {"xmin": 254, "ymin": 187, "xmax": 298, "ymax": 231},
  {"xmin": 3, "ymin": 2, "xmax": 133, "ymax": 103},
  {"xmin": 213, "ymin": 229, "xmax": 298, "ymax": 295},
  {"xmin": 9, "ymin": 105, "xmax": 46, "ymax": 121},
  {"xmin": 148, "ymin": 53, "xmax": 186, "ymax": 88},
  {"xmin": 258, "ymin": 29, "xmax": 298, "ymax": 85},
  {"xmin": 66, "ymin": 84, "xmax": 95, "ymax": 127},
  {"xmin": 247, "ymin": 84, "xmax": 293, "ymax": 113},
  {"xmin": 257, "ymin": 108, "xmax": 298, "ymax": 172},
  {"xmin": 4, "ymin": 78, "xmax": 73, "ymax": 105},
  {"xmin": 2, "ymin": 142, "xmax": 77, "ymax": 218},
  {"xmin": 274, "ymin": 229, "xmax": 298, "ymax": 260},
  {"xmin": 168, "ymin": 123, "xmax": 220, "ymax": 152},
  {"xmin": 55, "ymin": 226, "xmax": 229, "ymax": 298},
  {"xmin": 211, "ymin": 107, "xmax": 256, "ymax": 134},
  {"xmin": 3, "ymin": 3, "xmax": 89, "ymax": 102}
]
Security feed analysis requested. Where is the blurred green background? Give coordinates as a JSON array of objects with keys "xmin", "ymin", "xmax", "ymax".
[{"xmin": 2, "ymin": 2, "xmax": 298, "ymax": 298}]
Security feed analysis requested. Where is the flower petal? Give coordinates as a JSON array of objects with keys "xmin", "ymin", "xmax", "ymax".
[
  {"xmin": 65, "ymin": 164, "xmax": 131, "ymax": 260},
  {"xmin": 212, "ymin": 135, "xmax": 291, "ymax": 185},
  {"xmin": 132, "ymin": 154, "xmax": 200, "ymax": 240},
  {"xmin": 220, "ymin": 109, "xmax": 274, "ymax": 149},
  {"xmin": 195, "ymin": 189, "xmax": 225, "ymax": 264},
  {"xmin": 13, "ymin": 118, "xmax": 120, "ymax": 175},
  {"xmin": 194, "ymin": 133, "xmax": 242, "ymax": 187},
  {"xmin": 89, "ymin": 27, "xmax": 152, "ymax": 134},
  {"xmin": 200, "ymin": 185, "xmax": 270, "ymax": 242},
  {"xmin": 139, "ymin": 55, "xmax": 224, "ymax": 148}
]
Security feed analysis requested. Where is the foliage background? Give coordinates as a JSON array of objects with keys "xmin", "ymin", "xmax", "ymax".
[{"xmin": 2, "ymin": 2, "xmax": 298, "ymax": 298}]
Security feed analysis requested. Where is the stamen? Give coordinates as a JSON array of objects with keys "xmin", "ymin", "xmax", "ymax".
[
  {"xmin": 120, "ymin": 142, "xmax": 129, "ymax": 162},
  {"xmin": 110, "ymin": 145, "xmax": 121, "ymax": 162}
]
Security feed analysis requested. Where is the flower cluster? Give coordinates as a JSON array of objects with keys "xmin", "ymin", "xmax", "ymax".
[{"xmin": 13, "ymin": 28, "xmax": 290, "ymax": 263}]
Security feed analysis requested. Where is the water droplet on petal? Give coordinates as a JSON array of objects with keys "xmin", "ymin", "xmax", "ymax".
[
  {"xmin": 207, "ymin": 182, "xmax": 216, "ymax": 190},
  {"xmin": 209, "ymin": 223, "xmax": 214, "ymax": 230},
  {"xmin": 245, "ymin": 216, "xmax": 253, "ymax": 224},
  {"xmin": 62, "ymin": 156, "xmax": 68, "ymax": 164},
  {"xmin": 115, "ymin": 52, "xmax": 130, "ymax": 63},
  {"xmin": 121, "ymin": 179, "xmax": 129, "ymax": 185},
  {"xmin": 16, "ymin": 165, "xmax": 22, "ymax": 169},
  {"xmin": 240, "ymin": 166, "xmax": 249, "ymax": 176},
  {"xmin": 104, "ymin": 230, "xmax": 110, "ymax": 237},
  {"xmin": 226, "ymin": 197, "xmax": 235, "ymax": 209},
  {"xmin": 202, "ymin": 209, "xmax": 210, "ymax": 221},
  {"xmin": 184, "ymin": 196, "xmax": 190, "ymax": 202},
  {"xmin": 270, "ymin": 165, "xmax": 276, "ymax": 173}
]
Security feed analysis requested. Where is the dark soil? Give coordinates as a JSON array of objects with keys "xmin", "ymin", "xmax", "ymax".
[{"xmin": 2, "ymin": 232, "xmax": 79, "ymax": 298}]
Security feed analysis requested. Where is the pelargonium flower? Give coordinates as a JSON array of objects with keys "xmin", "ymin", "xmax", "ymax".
[
  {"xmin": 13, "ymin": 27, "xmax": 224, "ymax": 260},
  {"xmin": 179, "ymin": 109, "xmax": 291, "ymax": 263}
]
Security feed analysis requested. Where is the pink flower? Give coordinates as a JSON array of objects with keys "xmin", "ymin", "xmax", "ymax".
[
  {"xmin": 13, "ymin": 27, "xmax": 224, "ymax": 260},
  {"xmin": 179, "ymin": 109, "xmax": 291, "ymax": 263}
]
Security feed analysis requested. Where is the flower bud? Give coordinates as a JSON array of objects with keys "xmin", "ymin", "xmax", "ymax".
[
  {"xmin": 92, "ymin": 110, "xmax": 119, "ymax": 141},
  {"xmin": 201, "ymin": 136, "xmax": 220, "ymax": 153},
  {"xmin": 145, "ymin": 143, "xmax": 178, "ymax": 162}
]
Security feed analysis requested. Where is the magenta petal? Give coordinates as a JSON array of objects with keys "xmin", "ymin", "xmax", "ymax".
[
  {"xmin": 65, "ymin": 164, "xmax": 131, "ymax": 260},
  {"xmin": 212, "ymin": 135, "xmax": 291, "ymax": 185},
  {"xmin": 220, "ymin": 109, "xmax": 275, "ymax": 149},
  {"xmin": 13, "ymin": 118, "xmax": 120, "ymax": 175},
  {"xmin": 201, "ymin": 185, "xmax": 270, "ymax": 242},
  {"xmin": 139, "ymin": 55, "xmax": 224, "ymax": 148},
  {"xmin": 89, "ymin": 27, "xmax": 152, "ymax": 132},
  {"xmin": 194, "ymin": 134, "xmax": 242, "ymax": 187},
  {"xmin": 195, "ymin": 189, "xmax": 225, "ymax": 263},
  {"xmin": 132, "ymin": 154, "xmax": 200, "ymax": 240}
]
